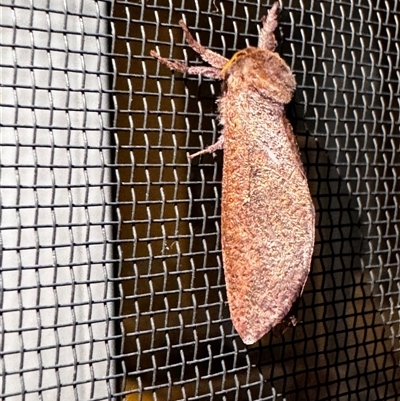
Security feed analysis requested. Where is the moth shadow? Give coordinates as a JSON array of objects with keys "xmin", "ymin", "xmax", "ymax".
[{"xmin": 247, "ymin": 135, "xmax": 400, "ymax": 400}]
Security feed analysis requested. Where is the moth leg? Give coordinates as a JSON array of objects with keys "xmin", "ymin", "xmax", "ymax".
[
  {"xmin": 150, "ymin": 50, "xmax": 222, "ymax": 79},
  {"xmin": 179, "ymin": 20, "xmax": 229, "ymax": 69},
  {"xmin": 258, "ymin": 1, "xmax": 279, "ymax": 51},
  {"xmin": 188, "ymin": 135, "xmax": 224, "ymax": 159}
]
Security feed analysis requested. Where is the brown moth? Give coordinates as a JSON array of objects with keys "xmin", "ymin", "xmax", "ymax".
[{"xmin": 151, "ymin": 2, "xmax": 315, "ymax": 345}]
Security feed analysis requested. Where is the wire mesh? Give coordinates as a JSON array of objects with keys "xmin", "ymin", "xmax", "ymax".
[{"xmin": 1, "ymin": 0, "xmax": 400, "ymax": 400}]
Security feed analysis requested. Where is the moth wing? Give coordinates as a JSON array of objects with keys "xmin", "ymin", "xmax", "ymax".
[{"xmin": 221, "ymin": 122, "xmax": 315, "ymax": 345}]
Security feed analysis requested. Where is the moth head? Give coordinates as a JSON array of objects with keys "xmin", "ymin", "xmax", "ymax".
[{"xmin": 222, "ymin": 47, "xmax": 296, "ymax": 104}]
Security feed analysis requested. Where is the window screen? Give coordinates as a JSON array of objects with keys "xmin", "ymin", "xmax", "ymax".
[{"xmin": 1, "ymin": 0, "xmax": 400, "ymax": 400}]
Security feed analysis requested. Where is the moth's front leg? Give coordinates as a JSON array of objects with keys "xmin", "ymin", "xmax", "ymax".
[
  {"xmin": 258, "ymin": 1, "xmax": 279, "ymax": 51},
  {"xmin": 178, "ymin": 20, "xmax": 228, "ymax": 69},
  {"xmin": 150, "ymin": 50, "xmax": 222, "ymax": 79}
]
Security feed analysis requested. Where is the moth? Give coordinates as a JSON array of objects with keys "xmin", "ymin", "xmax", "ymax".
[{"xmin": 151, "ymin": 2, "xmax": 315, "ymax": 345}]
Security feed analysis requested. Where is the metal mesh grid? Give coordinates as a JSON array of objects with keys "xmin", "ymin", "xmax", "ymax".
[{"xmin": 1, "ymin": 0, "xmax": 400, "ymax": 400}]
